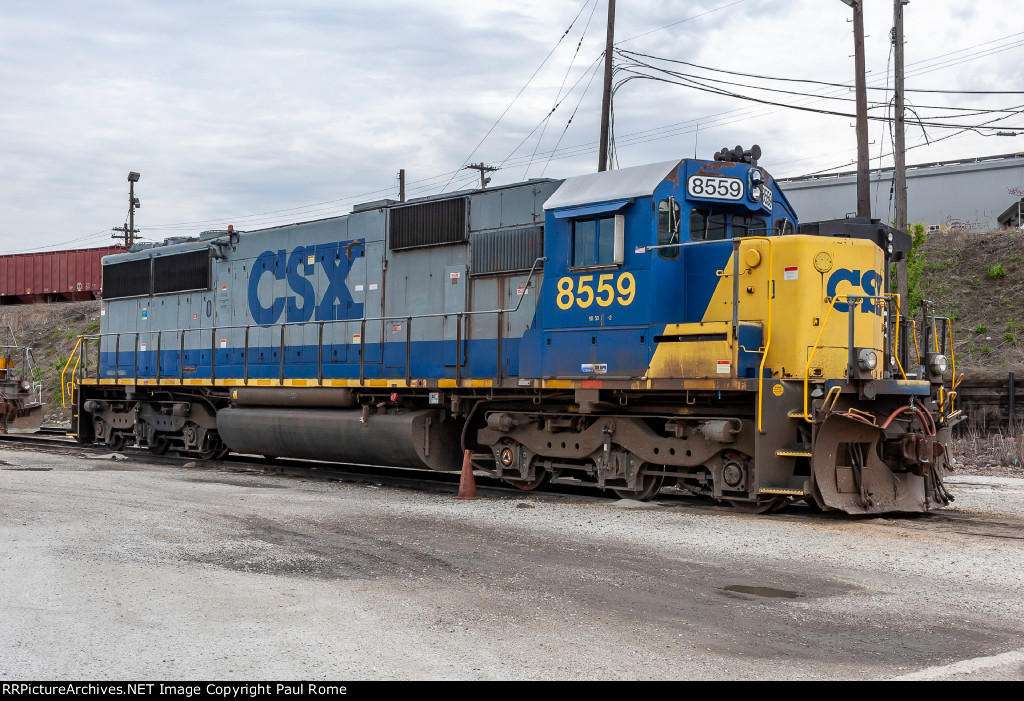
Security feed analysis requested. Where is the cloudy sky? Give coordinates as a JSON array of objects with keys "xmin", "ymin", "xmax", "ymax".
[{"xmin": 1, "ymin": 0, "xmax": 1021, "ymax": 252}]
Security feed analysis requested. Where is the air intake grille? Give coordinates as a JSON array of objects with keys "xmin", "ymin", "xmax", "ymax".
[
  {"xmin": 471, "ymin": 226, "xmax": 544, "ymax": 275},
  {"xmin": 102, "ymin": 259, "xmax": 151, "ymax": 299},
  {"xmin": 389, "ymin": 198, "xmax": 467, "ymax": 250},
  {"xmin": 154, "ymin": 251, "xmax": 211, "ymax": 294}
]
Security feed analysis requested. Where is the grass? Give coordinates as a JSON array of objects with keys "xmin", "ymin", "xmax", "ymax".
[
  {"xmin": 956, "ymin": 425, "xmax": 1024, "ymax": 468},
  {"xmin": 988, "ymin": 263, "xmax": 1007, "ymax": 279}
]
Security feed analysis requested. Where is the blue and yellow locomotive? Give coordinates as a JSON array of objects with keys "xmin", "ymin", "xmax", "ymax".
[{"xmin": 68, "ymin": 147, "xmax": 957, "ymax": 514}]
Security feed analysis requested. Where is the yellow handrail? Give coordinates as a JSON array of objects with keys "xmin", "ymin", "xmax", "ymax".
[
  {"xmin": 801, "ymin": 296, "xmax": 844, "ymax": 422},
  {"xmin": 752, "ymin": 237, "xmax": 775, "ymax": 434},
  {"xmin": 884, "ymin": 292, "xmax": 907, "ymax": 380},
  {"xmin": 800, "ymin": 294, "xmax": 889, "ymax": 422},
  {"xmin": 60, "ymin": 336, "xmax": 84, "ymax": 409}
]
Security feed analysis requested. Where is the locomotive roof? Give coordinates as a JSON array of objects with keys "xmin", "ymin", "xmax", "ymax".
[{"xmin": 543, "ymin": 158, "xmax": 683, "ymax": 211}]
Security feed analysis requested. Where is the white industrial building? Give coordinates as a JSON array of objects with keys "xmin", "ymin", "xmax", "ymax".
[{"xmin": 778, "ymin": 152, "xmax": 1024, "ymax": 231}]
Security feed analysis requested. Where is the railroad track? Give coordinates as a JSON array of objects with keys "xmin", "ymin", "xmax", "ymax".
[
  {"xmin": 0, "ymin": 428, "xmax": 610, "ymax": 502},
  {"xmin": 4, "ymin": 429, "xmax": 1021, "ymax": 537}
]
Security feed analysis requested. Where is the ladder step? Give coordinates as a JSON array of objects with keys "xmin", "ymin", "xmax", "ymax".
[
  {"xmin": 787, "ymin": 410, "xmax": 806, "ymax": 418},
  {"xmin": 759, "ymin": 488, "xmax": 806, "ymax": 497},
  {"xmin": 776, "ymin": 443, "xmax": 812, "ymax": 458},
  {"xmin": 776, "ymin": 450, "xmax": 812, "ymax": 458}
]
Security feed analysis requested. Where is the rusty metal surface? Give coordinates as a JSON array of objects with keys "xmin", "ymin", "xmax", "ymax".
[{"xmin": 0, "ymin": 246, "xmax": 123, "ymax": 304}]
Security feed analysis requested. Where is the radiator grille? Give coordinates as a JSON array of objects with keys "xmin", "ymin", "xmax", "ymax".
[
  {"xmin": 470, "ymin": 226, "xmax": 544, "ymax": 275},
  {"xmin": 102, "ymin": 259, "xmax": 151, "ymax": 299},
  {"xmin": 389, "ymin": 198, "xmax": 467, "ymax": 250},
  {"xmin": 153, "ymin": 251, "xmax": 211, "ymax": 294}
]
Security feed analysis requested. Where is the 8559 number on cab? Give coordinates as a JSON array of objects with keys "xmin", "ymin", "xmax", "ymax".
[{"xmin": 556, "ymin": 272, "xmax": 635, "ymax": 310}]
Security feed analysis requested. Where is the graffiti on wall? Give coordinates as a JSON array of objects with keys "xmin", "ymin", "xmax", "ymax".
[{"xmin": 943, "ymin": 214, "xmax": 991, "ymax": 232}]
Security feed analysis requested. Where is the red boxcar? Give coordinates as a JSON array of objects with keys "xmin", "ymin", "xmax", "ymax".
[{"xmin": 0, "ymin": 246, "xmax": 125, "ymax": 305}]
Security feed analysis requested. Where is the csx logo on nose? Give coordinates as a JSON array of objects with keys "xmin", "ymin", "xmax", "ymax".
[
  {"xmin": 827, "ymin": 268, "xmax": 881, "ymax": 313},
  {"xmin": 248, "ymin": 239, "xmax": 364, "ymax": 324}
]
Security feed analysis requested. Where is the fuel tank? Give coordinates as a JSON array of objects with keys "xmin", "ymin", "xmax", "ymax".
[{"xmin": 217, "ymin": 407, "xmax": 462, "ymax": 471}]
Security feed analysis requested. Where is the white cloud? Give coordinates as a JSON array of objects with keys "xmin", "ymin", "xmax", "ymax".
[{"xmin": 0, "ymin": 0, "xmax": 1020, "ymax": 250}]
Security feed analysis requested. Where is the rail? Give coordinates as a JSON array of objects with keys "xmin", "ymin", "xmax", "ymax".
[
  {"xmin": 746, "ymin": 237, "xmax": 774, "ymax": 435},
  {"xmin": 800, "ymin": 294, "xmax": 889, "ymax": 422},
  {"xmin": 60, "ymin": 336, "xmax": 85, "ymax": 408},
  {"xmin": 930, "ymin": 315, "xmax": 958, "ymax": 420},
  {"xmin": 885, "ymin": 292, "xmax": 908, "ymax": 380},
  {"xmin": 66, "ymin": 258, "xmax": 548, "ymax": 390}
]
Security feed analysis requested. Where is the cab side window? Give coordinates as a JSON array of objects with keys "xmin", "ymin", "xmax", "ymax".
[
  {"xmin": 573, "ymin": 216, "xmax": 617, "ymax": 267},
  {"xmin": 732, "ymin": 215, "xmax": 767, "ymax": 238},
  {"xmin": 657, "ymin": 198, "xmax": 682, "ymax": 260},
  {"xmin": 689, "ymin": 208, "xmax": 727, "ymax": 241},
  {"xmin": 773, "ymin": 218, "xmax": 794, "ymax": 236}
]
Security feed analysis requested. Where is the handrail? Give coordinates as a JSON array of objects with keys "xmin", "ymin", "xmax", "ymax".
[
  {"xmin": 61, "ymin": 336, "xmax": 84, "ymax": 408},
  {"xmin": 747, "ymin": 237, "xmax": 774, "ymax": 434},
  {"xmin": 77, "ymin": 302, "xmax": 534, "ymax": 387},
  {"xmin": 884, "ymin": 292, "xmax": 908, "ymax": 380},
  {"xmin": 930, "ymin": 316, "xmax": 957, "ymax": 420},
  {"xmin": 801, "ymin": 294, "xmax": 889, "ymax": 422}
]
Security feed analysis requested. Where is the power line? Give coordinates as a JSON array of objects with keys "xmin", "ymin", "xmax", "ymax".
[
  {"xmin": 617, "ymin": 37, "xmax": 1024, "ymax": 94},
  {"xmin": 615, "ymin": 67, "xmax": 1024, "ymax": 132},
  {"xmin": 441, "ymin": 0, "xmax": 596, "ymax": 193},
  {"xmin": 615, "ymin": 0, "xmax": 749, "ymax": 44}
]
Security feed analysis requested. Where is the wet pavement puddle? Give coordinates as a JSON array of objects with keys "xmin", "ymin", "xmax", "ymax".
[{"xmin": 720, "ymin": 585, "xmax": 806, "ymax": 599}]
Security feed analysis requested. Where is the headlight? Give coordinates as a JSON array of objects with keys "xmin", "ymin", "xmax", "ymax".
[
  {"xmin": 887, "ymin": 244, "xmax": 894, "ymax": 255},
  {"xmin": 750, "ymin": 186, "xmax": 762, "ymax": 203},
  {"xmin": 750, "ymin": 169, "xmax": 764, "ymax": 186},
  {"xmin": 887, "ymin": 231, "xmax": 894, "ymax": 242},
  {"xmin": 857, "ymin": 348, "xmax": 878, "ymax": 371},
  {"xmin": 930, "ymin": 354, "xmax": 948, "ymax": 374}
]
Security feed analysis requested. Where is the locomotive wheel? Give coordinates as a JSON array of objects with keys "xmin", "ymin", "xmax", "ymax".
[
  {"xmin": 197, "ymin": 445, "xmax": 230, "ymax": 461},
  {"xmin": 727, "ymin": 497, "xmax": 788, "ymax": 514},
  {"xmin": 148, "ymin": 436, "xmax": 171, "ymax": 456},
  {"xmin": 612, "ymin": 473, "xmax": 664, "ymax": 501},
  {"xmin": 107, "ymin": 433, "xmax": 127, "ymax": 452},
  {"xmin": 507, "ymin": 470, "xmax": 552, "ymax": 492}
]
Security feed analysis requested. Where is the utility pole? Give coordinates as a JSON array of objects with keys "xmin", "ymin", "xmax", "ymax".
[
  {"xmin": 842, "ymin": 1, "xmax": 871, "ymax": 219},
  {"xmin": 894, "ymin": 0, "xmax": 910, "ymax": 316},
  {"xmin": 398, "ymin": 168, "xmax": 406, "ymax": 202},
  {"xmin": 464, "ymin": 163, "xmax": 498, "ymax": 189},
  {"xmin": 112, "ymin": 171, "xmax": 141, "ymax": 248},
  {"xmin": 598, "ymin": 0, "xmax": 616, "ymax": 172}
]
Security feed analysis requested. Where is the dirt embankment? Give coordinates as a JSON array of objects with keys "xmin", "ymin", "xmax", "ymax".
[
  {"xmin": 0, "ymin": 301, "xmax": 100, "ymax": 423},
  {"xmin": 917, "ymin": 229, "xmax": 1024, "ymax": 377}
]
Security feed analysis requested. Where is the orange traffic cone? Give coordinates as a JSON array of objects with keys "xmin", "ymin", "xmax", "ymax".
[{"xmin": 457, "ymin": 449, "xmax": 478, "ymax": 500}]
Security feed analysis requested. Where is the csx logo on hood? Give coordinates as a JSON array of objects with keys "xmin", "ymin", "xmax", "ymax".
[
  {"xmin": 248, "ymin": 240, "xmax": 364, "ymax": 324},
  {"xmin": 827, "ymin": 268, "xmax": 882, "ymax": 313}
]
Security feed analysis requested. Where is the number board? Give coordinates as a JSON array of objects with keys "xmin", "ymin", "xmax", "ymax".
[
  {"xmin": 761, "ymin": 187, "xmax": 773, "ymax": 211},
  {"xmin": 687, "ymin": 175, "xmax": 744, "ymax": 201}
]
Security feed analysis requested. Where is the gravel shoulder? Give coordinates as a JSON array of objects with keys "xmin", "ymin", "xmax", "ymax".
[{"xmin": 1, "ymin": 447, "xmax": 1022, "ymax": 680}]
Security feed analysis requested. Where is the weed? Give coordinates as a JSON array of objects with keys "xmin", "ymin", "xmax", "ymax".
[
  {"xmin": 1005, "ymin": 332, "xmax": 1017, "ymax": 345},
  {"xmin": 988, "ymin": 264, "xmax": 1007, "ymax": 279},
  {"xmin": 890, "ymin": 223, "xmax": 928, "ymax": 317},
  {"xmin": 982, "ymin": 345, "xmax": 994, "ymax": 354},
  {"xmin": 949, "ymin": 310, "xmax": 962, "ymax": 322},
  {"xmin": 974, "ymin": 325, "xmax": 988, "ymax": 334}
]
